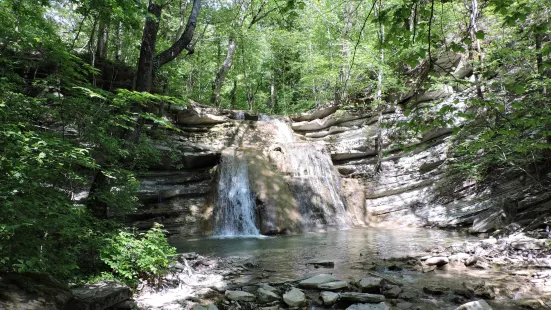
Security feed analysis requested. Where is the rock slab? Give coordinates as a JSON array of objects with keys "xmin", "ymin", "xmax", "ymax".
[
  {"xmin": 69, "ymin": 281, "xmax": 131, "ymax": 310},
  {"xmin": 257, "ymin": 287, "xmax": 280, "ymax": 303},
  {"xmin": 283, "ymin": 288, "xmax": 306, "ymax": 307},
  {"xmin": 339, "ymin": 292, "xmax": 386, "ymax": 303},
  {"xmin": 318, "ymin": 281, "xmax": 348, "ymax": 290},
  {"xmin": 357, "ymin": 277, "xmax": 383, "ymax": 293},
  {"xmin": 320, "ymin": 291, "xmax": 340, "ymax": 305},
  {"xmin": 225, "ymin": 290, "xmax": 256, "ymax": 302},
  {"xmin": 298, "ymin": 274, "xmax": 337, "ymax": 288}
]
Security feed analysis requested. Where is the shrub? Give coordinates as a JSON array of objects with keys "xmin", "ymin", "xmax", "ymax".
[{"xmin": 100, "ymin": 224, "xmax": 176, "ymax": 286}]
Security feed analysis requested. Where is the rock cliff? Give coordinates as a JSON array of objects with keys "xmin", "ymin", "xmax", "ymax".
[{"xmin": 131, "ymin": 92, "xmax": 551, "ymax": 237}]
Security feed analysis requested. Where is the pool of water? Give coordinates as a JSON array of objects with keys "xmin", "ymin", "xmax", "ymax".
[{"xmin": 170, "ymin": 227, "xmax": 473, "ymax": 281}]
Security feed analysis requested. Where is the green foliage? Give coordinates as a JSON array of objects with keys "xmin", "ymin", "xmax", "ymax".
[{"xmin": 100, "ymin": 224, "xmax": 176, "ymax": 286}]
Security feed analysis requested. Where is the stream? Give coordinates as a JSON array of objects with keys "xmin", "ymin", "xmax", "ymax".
[{"xmin": 166, "ymin": 228, "xmax": 547, "ymax": 309}]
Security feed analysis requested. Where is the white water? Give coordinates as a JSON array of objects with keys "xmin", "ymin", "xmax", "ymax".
[
  {"xmin": 214, "ymin": 149, "xmax": 260, "ymax": 236},
  {"xmin": 259, "ymin": 114, "xmax": 295, "ymax": 143}
]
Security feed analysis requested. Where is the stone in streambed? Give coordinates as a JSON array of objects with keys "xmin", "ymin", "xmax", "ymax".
[
  {"xmin": 257, "ymin": 287, "xmax": 280, "ymax": 303},
  {"xmin": 69, "ymin": 280, "xmax": 132, "ymax": 310},
  {"xmin": 346, "ymin": 302, "xmax": 391, "ymax": 310},
  {"xmin": 339, "ymin": 292, "xmax": 386, "ymax": 303},
  {"xmin": 318, "ymin": 281, "xmax": 348, "ymax": 290},
  {"xmin": 320, "ymin": 291, "xmax": 340, "ymax": 305},
  {"xmin": 357, "ymin": 277, "xmax": 383, "ymax": 293},
  {"xmin": 192, "ymin": 305, "xmax": 219, "ymax": 310},
  {"xmin": 259, "ymin": 283, "xmax": 278, "ymax": 293},
  {"xmin": 225, "ymin": 290, "xmax": 256, "ymax": 302},
  {"xmin": 455, "ymin": 300, "xmax": 493, "ymax": 310},
  {"xmin": 382, "ymin": 286, "xmax": 402, "ymax": 299},
  {"xmin": 423, "ymin": 285, "xmax": 449, "ymax": 295},
  {"xmin": 425, "ymin": 256, "xmax": 449, "ymax": 267},
  {"xmin": 298, "ymin": 274, "xmax": 337, "ymax": 288},
  {"xmin": 283, "ymin": 288, "xmax": 306, "ymax": 307}
]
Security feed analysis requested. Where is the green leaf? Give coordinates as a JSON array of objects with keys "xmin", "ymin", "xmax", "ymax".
[{"xmin": 475, "ymin": 30, "xmax": 485, "ymax": 40}]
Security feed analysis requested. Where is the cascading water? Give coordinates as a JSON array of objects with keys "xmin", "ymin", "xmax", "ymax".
[
  {"xmin": 214, "ymin": 149, "xmax": 260, "ymax": 236},
  {"xmin": 259, "ymin": 114, "xmax": 295, "ymax": 143},
  {"xmin": 287, "ymin": 143, "xmax": 351, "ymax": 229}
]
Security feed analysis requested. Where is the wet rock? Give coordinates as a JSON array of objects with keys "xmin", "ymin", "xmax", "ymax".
[
  {"xmin": 320, "ymin": 291, "xmax": 340, "ymax": 305},
  {"xmin": 463, "ymin": 281, "xmax": 495, "ymax": 299},
  {"xmin": 69, "ymin": 280, "xmax": 132, "ymax": 310},
  {"xmin": 395, "ymin": 302, "xmax": 414, "ymax": 309},
  {"xmin": 258, "ymin": 284, "xmax": 278, "ymax": 293},
  {"xmin": 357, "ymin": 277, "xmax": 383, "ymax": 293},
  {"xmin": 283, "ymin": 288, "xmax": 306, "ymax": 307},
  {"xmin": 464, "ymin": 256, "xmax": 478, "ymax": 267},
  {"xmin": 346, "ymin": 302, "xmax": 391, "ymax": 310},
  {"xmin": 110, "ymin": 299, "xmax": 138, "ymax": 310},
  {"xmin": 425, "ymin": 257, "xmax": 449, "ymax": 267},
  {"xmin": 382, "ymin": 286, "xmax": 402, "ymax": 299},
  {"xmin": 257, "ymin": 287, "xmax": 280, "ymax": 303},
  {"xmin": 298, "ymin": 274, "xmax": 337, "ymax": 288},
  {"xmin": 259, "ymin": 306, "xmax": 280, "ymax": 310},
  {"xmin": 306, "ymin": 261, "xmax": 335, "ymax": 268},
  {"xmin": 225, "ymin": 290, "xmax": 256, "ymax": 302},
  {"xmin": 423, "ymin": 285, "xmax": 449, "ymax": 295},
  {"xmin": 192, "ymin": 304, "xmax": 219, "ymax": 310},
  {"xmin": 318, "ymin": 281, "xmax": 348, "ymax": 290},
  {"xmin": 511, "ymin": 239, "xmax": 546, "ymax": 251},
  {"xmin": 455, "ymin": 300, "xmax": 493, "ymax": 310},
  {"xmin": 397, "ymin": 290, "xmax": 417, "ymax": 301},
  {"xmin": 340, "ymin": 292, "xmax": 386, "ymax": 303},
  {"xmin": 449, "ymin": 253, "xmax": 471, "ymax": 264}
]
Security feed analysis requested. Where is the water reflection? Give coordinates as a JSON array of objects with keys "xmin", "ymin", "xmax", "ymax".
[{"xmin": 171, "ymin": 227, "xmax": 471, "ymax": 280}]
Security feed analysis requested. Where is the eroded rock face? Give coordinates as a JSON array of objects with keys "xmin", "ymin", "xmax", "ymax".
[{"xmin": 135, "ymin": 87, "xmax": 551, "ymax": 236}]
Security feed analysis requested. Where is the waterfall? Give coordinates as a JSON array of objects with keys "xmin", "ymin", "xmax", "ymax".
[
  {"xmin": 259, "ymin": 114, "xmax": 295, "ymax": 143},
  {"xmin": 214, "ymin": 149, "xmax": 260, "ymax": 236},
  {"xmin": 287, "ymin": 143, "xmax": 351, "ymax": 230}
]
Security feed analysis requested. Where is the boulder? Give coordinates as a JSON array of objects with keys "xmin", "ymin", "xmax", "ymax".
[
  {"xmin": 357, "ymin": 277, "xmax": 383, "ymax": 293},
  {"xmin": 0, "ymin": 272, "xmax": 72, "ymax": 310},
  {"xmin": 455, "ymin": 300, "xmax": 493, "ymax": 310},
  {"xmin": 69, "ymin": 281, "xmax": 132, "ymax": 310},
  {"xmin": 346, "ymin": 302, "xmax": 391, "ymax": 310},
  {"xmin": 320, "ymin": 291, "xmax": 340, "ymax": 305},
  {"xmin": 257, "ymin": 287, "xmax": 279, "ymax": 303},
  {"xmin": 224, "ymin": 290, "xmax": 256, "ymax": 302},
  {"xmin": 382, "ymin": 286, "xmax": 402, "ymax": 299},
  {"xmin": 318, "ymin": 281, "xmax": 348, "ymax": 291},
  {"xmin": 298, "ymin": 274, "xmax": 337, "ymax": 288},
  {"xmin": 425, "ymin": 257, "xmax": 449, "ymax": 267},
  {"xmin": 283, "ymin": 288, "xmax": 306, "ymax": 307},
  {"xmin": 339, "ymin": 292, "xmax": 386, "ymax": 303}
]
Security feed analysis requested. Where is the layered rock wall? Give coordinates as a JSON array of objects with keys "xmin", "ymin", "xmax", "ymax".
[{"xmin": 133, "ymin": 89, "xmax": 551, "ymax": 237}]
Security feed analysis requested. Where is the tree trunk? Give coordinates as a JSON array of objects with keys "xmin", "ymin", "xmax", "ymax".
[
  {"xmin": 230, "ymin": 79, "xmax": 237, "ymax": 109},
  {"xmin": 135, "ymin": 1, "xmax": 162, "ymax": 92},
  {"xmin": 211, "ymin": 35, "xmax": 237, "ymax": 106},
  {"xmin": 115, "ymin": 21, "xmax": 123, "ymax": 62},
  {"xmin": 468, "ymin": 0, "xmax": 484, "ymax": 100},
  {"xmin": 96, "ymin": 14, "xmax": 110, "ymax": 60}
]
